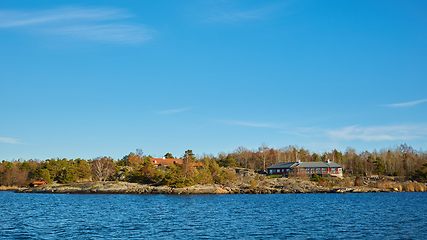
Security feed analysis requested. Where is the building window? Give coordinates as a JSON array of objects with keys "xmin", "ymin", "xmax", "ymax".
[
  {"xmin": 269, "ymin": 170, "xmax": 273, "ymax": 174},
  {"xmin": 322, "ymin": 168, "xmax": 326, "ymax": 173},
  {"xmin": 286, "ymin": 169, "xmax": 290, "ymax": 172},
  {"xmin": 306, "ymin": 168, "xmax": 310, "ymax": 173},
  {"xmin": 331, "ymin": 168, "xmax": 336, "ymax": 173},
  {"xmin": 311, "ymin": 168, "xmax": 315, "ymax": 173},
  {"xmin": 338, "ymin": 168, "xmax": 342, "ymax": 172},
  {"xmin": 316, "ymin": 168, "xmax": 321, "ymax": 173}
]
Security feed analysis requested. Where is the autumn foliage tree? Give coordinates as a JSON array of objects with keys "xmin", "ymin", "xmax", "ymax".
[{"xmin": 128, "ymin": 157, "xmax": 164, "ymax": 183}]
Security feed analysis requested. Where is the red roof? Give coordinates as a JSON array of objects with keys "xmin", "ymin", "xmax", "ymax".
[
  {"xmin": 150, "ymin": 158, "xmax": 205, "ymax": 167},
  {"xmin": 32, "ymin": 181, "xmax": 48, "ymax": 186},
  {"xmin": 151, "ymin": 158, "xmax": 182, "ymax": 166}
]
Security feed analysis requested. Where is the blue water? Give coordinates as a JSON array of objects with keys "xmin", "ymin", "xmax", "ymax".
[{"xmin": 0, "ymin": 191, "xmax": 426, "ymax": 239}]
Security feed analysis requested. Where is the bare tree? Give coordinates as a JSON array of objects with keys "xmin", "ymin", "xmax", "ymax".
[
  {"xmin": 259, "ymin": 143, "xmax": 269, "ymax": 172},
  {"xmin": 182, "ymin": 150, "xmax": 195, "ymax": 178},
  {"xmin": 91, "ymin": 157, "xmax": 115, "ymax": 181}
]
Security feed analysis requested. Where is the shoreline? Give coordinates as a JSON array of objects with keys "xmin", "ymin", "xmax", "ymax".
[{"xmin": 11, "ymin": 181, "xmax": 417, "ymax": 195}]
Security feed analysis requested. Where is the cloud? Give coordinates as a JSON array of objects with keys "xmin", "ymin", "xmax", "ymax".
[
  {"xmin": 224, "ymin": 120, "xmax": 279, "ymax": 128},
  {"xmin": 280, "ymin": 127, "xmax": 317, "ymax": 137},
  {"xmin": 325, "ymin": 125, "xmax": 427, "ymax": 142},
  {"xmin": 384, "ymin": 99, "xmax": 427, "ymax": 107},
  {"xmin": 206, "ymin": 5, "xmax": 277, "ymax": 23},
  {"xmin": 0, "ymin": 6, "xmax": 154, "ymax": 43},
  {"xmin": 51, "ymin": 23, "xmax": 152, "ymax": 43},
  {"xmin": 157, "ymin": 108, "xmax": 190, "ymax": 115},
  {"xmin": 0, "ymin": 137, "xmax": 21, "ymax": 144}
]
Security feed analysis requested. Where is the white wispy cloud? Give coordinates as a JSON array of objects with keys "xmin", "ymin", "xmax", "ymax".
[
  {"xmin": 0, "ymin": 6, "xmax": 154, "ymax": 43},
  {"xmin": 280, "ymin": 127, "xmax": 318, "ymax": 137},
  {"xmin": 157, "ymin": 108, "xmax": 190, "ymax": 115},
  {"xmin": 325, "ymin": 125, "xmax": 427, "ymax": 142},
  {"xmin": 0, "ymin": 137, "xmax": 21, "ymax": 144},
  {"xmin": 207, "ymin": 5, "xmax": 277, "ymax": 23},
  {"xmin": 384, "ymin": 99, "xmax": 427, "ymax": 107},
  {"xmin": 224, "ymin": 120, "xmax": 279, "ymax": 128}
]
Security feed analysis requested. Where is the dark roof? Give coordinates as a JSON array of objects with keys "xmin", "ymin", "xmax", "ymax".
[
  {"xmin": 267, "ymin": 161, "xmax": 342, "ymax": 169},
  {"xmin": 296, "ymin": 161, "xmax": 342, "ymax": 168},
  {"xmin": 267, "ymin": 162, "xmax": 297, "ymax": 169}
]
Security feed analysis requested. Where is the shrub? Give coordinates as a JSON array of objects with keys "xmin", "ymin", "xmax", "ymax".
[
  {"xmin": 402, "ymin": 182, "xmax": 425, "ymax": 192},
  {"xmin": 267, "ymin": 175, "xmax": 282, "ymax": 179},
  {"xmin": 311, "ymin": 174, "xmax": 325, "ymax": 182},
  {"xmin": 354, "ymin": 176, "xmax": 363, "ymax": 186},
  {"xmin": 249, "ymin": 180, "xmax": 257, "ymax": 189}
]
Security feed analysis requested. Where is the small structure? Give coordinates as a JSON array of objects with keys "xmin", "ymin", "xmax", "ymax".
[
  {"xmin": 150, "ymin": 157, "xmax": 204, "ymax": 167},
  {"xmin": 151, "ymin": 157, "xmax": 182, "ymax": 166},
  {"xmin": 30, "ymin": 181, "xmax": 48, "ymax": 187},
  {"xmin": 267, "ymin": 160, "xmax": 343, "ymax": 178}
]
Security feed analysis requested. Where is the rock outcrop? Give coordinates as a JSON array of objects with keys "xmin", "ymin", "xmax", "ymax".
[{"xmin": 16, "ymin": 180, "xmax": 401, "ymax": 195}]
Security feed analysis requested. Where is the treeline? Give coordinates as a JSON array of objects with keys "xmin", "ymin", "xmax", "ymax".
[
  {"xmin": 0, "ymin": 158, "xmax": 93, "ymax": 187},
  {"xmin": 1, "ymin": 144, "xmax": 427, "ymax": 187},
  {"xmin": 214, "ymin": 144, "xmax": 427, "ymax": 177},
  {"xmin": 0, "ymin": 150, "xmax": 237, "ymax": 188}
]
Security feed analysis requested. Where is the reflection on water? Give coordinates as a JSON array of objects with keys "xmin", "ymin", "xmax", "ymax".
[{"xmin": 0, "ymin": 191, "xmax": 426, "ymax": 239}]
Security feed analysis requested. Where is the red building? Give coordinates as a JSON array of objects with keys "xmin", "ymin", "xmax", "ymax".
[
  {"xmin": 151, "ymin": 157, "xmax": 204, "ymax": 167},
  {"xmin": 30, "ymin": 181, "xmax": 48, "ymax": 187},
  {"xmin": 151, "ymin": 157, "xmax": 182, "ymax": 166}
]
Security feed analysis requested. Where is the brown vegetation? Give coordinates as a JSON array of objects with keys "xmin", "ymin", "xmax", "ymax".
[{"xmin": 1, "ymin": 144, "xmax": 427, "ymax": 191}]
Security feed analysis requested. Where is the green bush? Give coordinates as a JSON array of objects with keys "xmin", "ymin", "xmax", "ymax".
[
  {"xmin": 249, "ymin": 180, "xmax": 257, "ymax": 189},
  {"xmin": 311, "ymin": 174, "xmax": 325, "ymax": 182},
  {"xmin": 267, "ymin": 175, "xmax": 282, "ymax": 179}
]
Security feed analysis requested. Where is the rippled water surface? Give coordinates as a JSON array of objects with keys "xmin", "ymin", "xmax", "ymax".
[{"xmin": 1, "ymin": 191, "xmax": 426, "ymax": 239}]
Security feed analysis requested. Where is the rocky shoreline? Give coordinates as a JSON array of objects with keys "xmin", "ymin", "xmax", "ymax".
[{"xmin": 14, "ymin": 180, "xmax": 406, "ymax": 195}]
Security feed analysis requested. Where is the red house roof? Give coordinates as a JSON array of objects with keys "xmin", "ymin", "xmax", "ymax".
[
  {"xmin": 151, "ymin": 158, "xmax": 182, "ymax": 166},
  {"xmin": 150, "ymin": 158, "xmax": 205, "ymax": 167},
  {"xmin": 31, "ymin": 181, "xmax": 48, "ymax": 186}
]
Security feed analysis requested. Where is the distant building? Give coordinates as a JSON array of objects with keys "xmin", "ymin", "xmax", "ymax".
[
  {"xmin": 30, "ymin": 181, "xmax": 48, "ymax": 187},
  {"xmin": 151, "ymin": 157, "xmax": 182, "ymax": 166},
  {"xmin": 150, "ymin": 157, "xmax": 204, "ymax": 167},
  {"xmin": 267, "ymin": 160, "xmax": 343, "ymax": 177}
]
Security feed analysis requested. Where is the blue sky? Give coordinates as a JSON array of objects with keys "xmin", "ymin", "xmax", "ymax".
[{"xmin": 1, "ymin": 0, "xmax": 427, "ymax": 160}]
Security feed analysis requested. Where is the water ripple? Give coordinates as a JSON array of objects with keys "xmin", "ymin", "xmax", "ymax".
[{"xmin": 0, "ymin": 192, "xmax": 426, "ymax": 239}]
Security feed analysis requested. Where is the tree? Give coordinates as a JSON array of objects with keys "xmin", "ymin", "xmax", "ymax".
[
  {"xmin": 195, "ymin": 159, "xmax": 213, "ymax": 184},
  {"xmin": 163, "ymin": 164, "xmax": 194, "ymax": 188},
  {"xmin": 182, "ymin": 150, "xmax": 195, "ymax": 178},
  {"xmin": 128, "ymin": 157, "xmax": 164, "ymax": 183},
  {"xmin": 373, "ymin": 157, "xmax": 386, "ymax": 176},
  {"xmin": 30, "ymin": 167, "xmax": 52, "ymax": 183},
  {"xmin": 219, "ymin": 154, "xmax": 236, "ymax": 167},
  {"xmin": 259, "ymin": 143, "xmax": 269, "ymax": 172},
  {"xmin": 136, "ymin": 148, "xmax": 144, "ymax": 157},
  {"xmin": 164, "ymin": 153, "xmax": 174, "ymax": 159},
  {"xmin": 91, "ymin": 157, "xmax": 115, "ymax": 181},
  {"xmin": 412, "ymin": 163, "xmax": 427, "ymax": 181},
  {"xmin": 312, "ymin": 153, "xmax": 321, "ymax": 162}
]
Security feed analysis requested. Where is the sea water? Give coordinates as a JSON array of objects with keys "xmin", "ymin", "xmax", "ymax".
[{"xmin": 0, "ymin": 191, "xmax": 426, "ymax": 239}]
